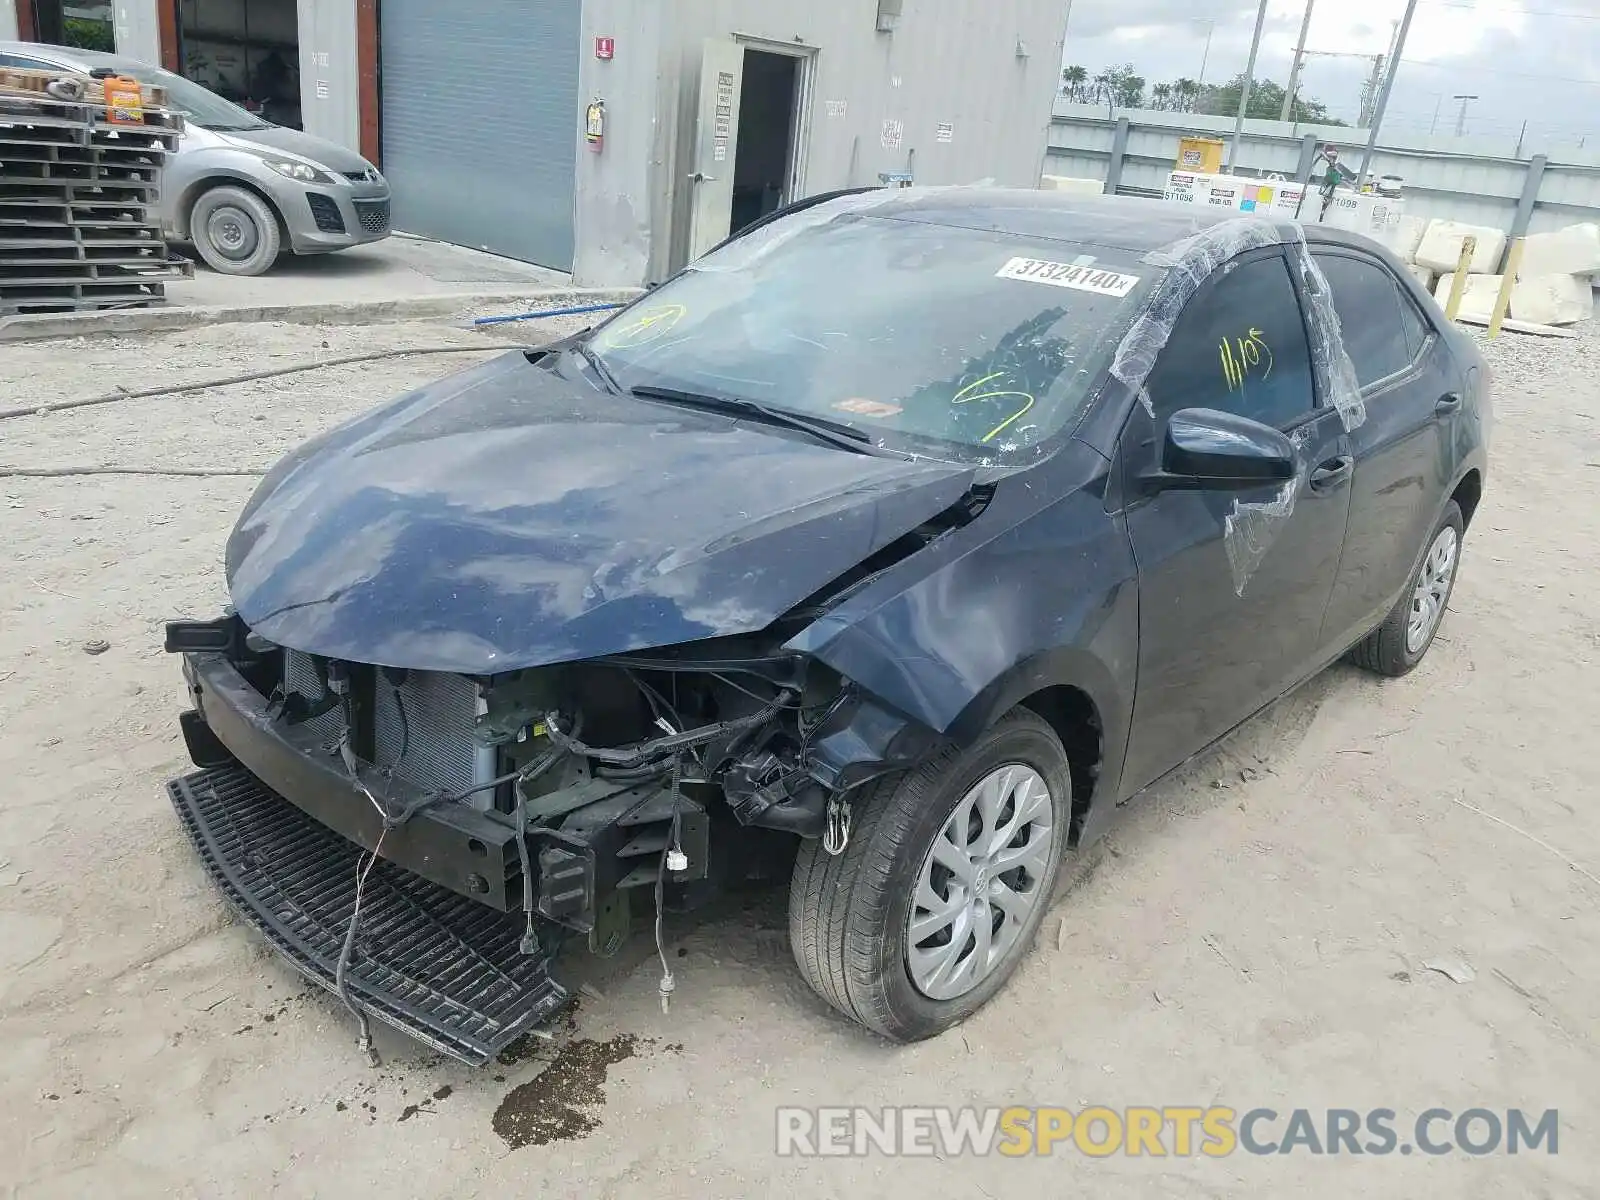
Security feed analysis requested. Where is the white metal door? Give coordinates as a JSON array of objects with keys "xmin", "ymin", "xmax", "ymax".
[{"xmin": 687, "ymin": 38, "xmax": 744, "ymax": 262}]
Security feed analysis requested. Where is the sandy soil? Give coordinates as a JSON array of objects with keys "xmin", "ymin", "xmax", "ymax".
[{"xmin": 1, "ymin": 315, "xmax": 1597, "ymax": 1198}]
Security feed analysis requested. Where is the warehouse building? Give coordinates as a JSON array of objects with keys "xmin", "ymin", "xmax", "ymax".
[{"xmin": 3, "ymin": 0, "xmax": 1072, "ymax": 285}]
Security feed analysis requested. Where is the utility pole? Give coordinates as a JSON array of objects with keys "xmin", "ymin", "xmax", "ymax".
[
  {"xmin": 1196, "ymin": 19, "xmax": 1215, "ymax": 90},
  {"xmin": 1359, "ymin": 55, "xmax": 1385, "ymax": 126},
  {"xmin": 1356, "ymin": 0, "xmax": 1420, "ymax": 187},
  {"xmin": 1430, "ymin": 94, "xmax": 1443, "ymax": 135},
  {"xmin": 1454, "ymin": 94, "xmax": 1479, "ymax": 136},
  {"xmin": 1227, "ymin": 0, "xmax": 1272, "ymax": 171},
  {"xmin": 1281, "ymin": 0, "xmax": 1318, "ymax": 122}
]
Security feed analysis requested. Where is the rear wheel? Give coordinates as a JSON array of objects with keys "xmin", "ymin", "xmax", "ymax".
[
  {"xmin": 189, "ymin": 185, "xmax": 282, "ymax": 277},
  {"xmin": 1350, "ymin": 500, "xmax": 1465, "ymax": 676},
  {"xmin": 788, "ymin": 709, "xmax": 1070, "ymax": 1041}
]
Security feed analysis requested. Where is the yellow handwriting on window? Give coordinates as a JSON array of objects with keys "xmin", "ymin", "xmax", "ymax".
[
  {"xmin": 1220, "ymin": 328, "xmax": 1274, "ymax": 392},
  {"xmin": 952, "ymin": 371, "xmax": 1037, "ymax": 443}
]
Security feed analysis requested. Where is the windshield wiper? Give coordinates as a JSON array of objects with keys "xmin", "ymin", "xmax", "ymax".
[
  {"xmin": 572, "ymin": 341, "xmax": 624, "ymax": 395},
  {"xmin": 629, "ymin": 385, "xmax": 908, "ymax": 458}
]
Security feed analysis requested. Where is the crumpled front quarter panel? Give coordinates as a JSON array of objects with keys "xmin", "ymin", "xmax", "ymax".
[{"xmin": 788, "ymin": 445, "xmax": 1139, "ymax": 803}]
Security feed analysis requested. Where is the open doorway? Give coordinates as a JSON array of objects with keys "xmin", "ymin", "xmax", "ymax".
[
  {"xmin": 729, "ymin": 47, "xmax": 799, "ymax": 237},
  {"xmin": 177, "ymin": 0, "xmax": 302, "ymax": 128}
]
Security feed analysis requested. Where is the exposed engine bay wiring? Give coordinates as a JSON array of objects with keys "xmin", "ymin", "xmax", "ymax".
[
  {"xmin": 541, "ymin": 689, "xmax": 797, "ymax": 767},
  {"xmin": 283, "ymin": 652, "xmax": 804, "ymax": 1059}
]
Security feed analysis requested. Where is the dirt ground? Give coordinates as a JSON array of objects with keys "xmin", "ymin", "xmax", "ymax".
[{"xmin": 1, "ymin": 313, "xmax": 1597, "ymax": 1198}]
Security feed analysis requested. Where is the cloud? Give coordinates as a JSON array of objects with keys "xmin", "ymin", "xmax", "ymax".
[{"xmin": 1062, "ymin": 0, "xmax": 1600, "ymax": 145}]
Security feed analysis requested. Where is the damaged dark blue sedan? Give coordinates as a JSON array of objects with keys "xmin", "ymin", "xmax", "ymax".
[{"xmin": 165, "ymin": 189, "xmax": 1489, "ymax": 1061}]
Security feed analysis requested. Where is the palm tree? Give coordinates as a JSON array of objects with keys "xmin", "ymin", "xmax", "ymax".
[
  {"xmin": 1061, "ymin": 65, "xmax": 1088, "ymax": 101},
  {"xmin": 1172, "ymin": 77, "xmax": 1199, "ymax": 113},
  {"xmin": 1151, "ymin": 82, "xmax": 1173, "ymax": 111}
]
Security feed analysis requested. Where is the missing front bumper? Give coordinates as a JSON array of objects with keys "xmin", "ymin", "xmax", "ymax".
[{"xmin": 168, "ymin": 765, "xmax": 568, "ymax": 1065}]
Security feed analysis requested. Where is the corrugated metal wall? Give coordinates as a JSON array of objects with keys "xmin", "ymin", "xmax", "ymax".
[
  {"xmin": 652, "ymin": 0, "xmax": 1072, "ymax": 271},
  {"xmin": 379, "ymin": 0, "xmax": 581, "ymax": 269},
  {"xmin": 1046, "ymin": 103, "xmax": 1600, "ymax": 236}
]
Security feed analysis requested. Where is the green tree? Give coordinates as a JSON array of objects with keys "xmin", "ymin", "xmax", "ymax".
[
  {"xmin": 62, "ymin": 17, "xmax": 115, "ymax": 52},
  {"xmin": 1195, "ymin": 73, "xmax": 1345, "ymax": 124},
  {"xmin": 1060, "ymin": 64, "xmax": 1089, "ymax": 101},
  {"xmin": 1092, "ymin": 63, "xmax": 1146, "ymax": 109}
]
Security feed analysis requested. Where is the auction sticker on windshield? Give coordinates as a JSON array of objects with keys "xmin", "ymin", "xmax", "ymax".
[{"xmin": 995, "ymin": 258, "xmax": 1141, "ymax": 297}]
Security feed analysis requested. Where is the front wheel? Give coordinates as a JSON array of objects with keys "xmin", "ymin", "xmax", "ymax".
[
  {"xmin": 1349, "ymin": 500, "xmax": 1465, "ymax": 676},
  {"xmin": 789, "ymin": 709, "xmax": 1071, "ymax": 1041},
  {"xmin": 188, "ymin": 185, "xmax": 283, "ymax": 277}
]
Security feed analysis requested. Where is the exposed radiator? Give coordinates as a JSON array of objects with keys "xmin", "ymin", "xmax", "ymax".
[
  {"xmin": 282, "ymin": 650, "xmax": 345, "ymax": 747},
  {"xmin": 373, "ymin": 670, "xmax": 487, "ymax": 799},
  {"xmin": 281, "ymin": 652, "xmax": 493, "ymax": 802}
]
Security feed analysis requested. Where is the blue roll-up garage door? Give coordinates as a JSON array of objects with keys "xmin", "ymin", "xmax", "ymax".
[{"xmin": 379, "ymin": 0, "xmax": 580, "ymax": 270}]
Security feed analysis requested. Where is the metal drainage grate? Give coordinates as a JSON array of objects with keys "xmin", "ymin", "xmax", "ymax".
[{"xmin": 168, "ymin": 766, "xmax": 567, "ymax": 1065}]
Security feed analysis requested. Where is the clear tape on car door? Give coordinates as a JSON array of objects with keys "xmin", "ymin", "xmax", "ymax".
[{"xmin": 1105, "ymin": 216, "xmax": 1367, "ymax": 594}]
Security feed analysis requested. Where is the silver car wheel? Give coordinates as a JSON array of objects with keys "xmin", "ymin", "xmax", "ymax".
[
  {"xmin": 1407, "ymin": 525, "xmax": 1459, "ymax": 653},
  {"xmin": 907, "ymin": 764, "xmax": 1054, "ymax": 1001},
  {"xmin": 206, "ymin": 204, "xmax": 260, "ymax": 262}
]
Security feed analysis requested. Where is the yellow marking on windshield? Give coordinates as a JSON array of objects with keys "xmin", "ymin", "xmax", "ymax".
[
  {"xmin": 606, "ymin": 304, "xmax": 687, "ymax": 348},
  {"xmin": 951, "ymin": 373, "xmax": 1036, "ymax": 444},
  {"xmin": 978, "ymin": 394, "xmax": 1036, "ymax": 443},
  {"xmin": 952, "ymin": 372, "xmax": 1009, "ymax": 404}
]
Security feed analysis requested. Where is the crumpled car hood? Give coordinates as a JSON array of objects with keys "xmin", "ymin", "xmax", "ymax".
[{"xmin": 226, "ymin": 351, "xmax": 976, "ymax": 673}]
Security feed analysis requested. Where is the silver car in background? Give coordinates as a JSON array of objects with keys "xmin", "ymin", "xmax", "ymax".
[{"xmin": 0, "ymin": 42, "xmax": 391, "ymax": 276}]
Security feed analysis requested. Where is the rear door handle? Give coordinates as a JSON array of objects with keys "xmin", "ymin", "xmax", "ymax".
[
  {"xmin": 1435, "ymin": 392, "xmax": 1462, "ymax": 414},
  {"xmin": 1309, "ymin": 455, "xmax": 1353, "ymax": 491}
]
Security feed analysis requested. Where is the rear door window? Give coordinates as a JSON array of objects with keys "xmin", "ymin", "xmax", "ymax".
[
  {"xmin": 1312, "ymin": 252, "xmax": 1417, "ymax": 386},
  {"xmin": 1144, "ymin": 252, "xmax": 1317, "ymax": 430},
  {"xmin": 1395, "ymin": 282, "xmax": 1433, "ymax": 362}
]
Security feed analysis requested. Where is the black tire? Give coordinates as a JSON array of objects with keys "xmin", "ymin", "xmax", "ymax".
[
  {"xmin": 1349, "ymin": 499, "xmax": 1465, "ymax": 677},
  {"xmin": 189, "ymin": 185, "xmax": 283, "ymax": 277},
  {"xmin": 788, "ymin": 708, "xmax": 1071, "ymax": 1041}
]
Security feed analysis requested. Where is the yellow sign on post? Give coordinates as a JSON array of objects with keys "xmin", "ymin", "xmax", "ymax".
[{"xmin": 1176, "ymin": 137, "xmax": 1225, "ymax": 173}]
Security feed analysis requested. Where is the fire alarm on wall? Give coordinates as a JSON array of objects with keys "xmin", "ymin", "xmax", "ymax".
[{"xmin": 595, "ymin": 37, "xmax": 615, "ymax": 59}]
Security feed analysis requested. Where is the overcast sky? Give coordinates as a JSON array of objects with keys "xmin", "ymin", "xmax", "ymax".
[{"xmin": 1061, "ymin": 0, "xmax": 1600, "ymax": 147}]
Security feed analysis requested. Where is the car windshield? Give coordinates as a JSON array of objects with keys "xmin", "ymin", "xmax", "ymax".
[
  {"xmin": 584, "ymin": 208, "xmax": 1157, "ymax": 463},
  {"xmin": 74, "ymin": 55, "xmax": 268, "ymax": 131}
]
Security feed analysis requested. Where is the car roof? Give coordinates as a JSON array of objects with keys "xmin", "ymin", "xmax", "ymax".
[
  {"xmin": 0, "ymin": 41, "xmax": 145, "ymax": 72},
  {"xmin": 854, "ymin": 186, "xmax": 1396, "ymax": 260}
]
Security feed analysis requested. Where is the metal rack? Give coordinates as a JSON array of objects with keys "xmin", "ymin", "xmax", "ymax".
[{"xmin": 1, "ymin": 69, "xmax": 193, "ymax": 316}]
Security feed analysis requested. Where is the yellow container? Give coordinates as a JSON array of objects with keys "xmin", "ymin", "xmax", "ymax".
[{"xmin": 1176, "ymin": 137, "xmax": 1225, "ymax": 173}]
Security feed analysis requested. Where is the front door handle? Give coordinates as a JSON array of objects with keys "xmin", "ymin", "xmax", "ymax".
[
  {"xmin": 1309, "ymin": 455, "xmax": 1354, "ymax": 492},
  {"xmin": 687, "ymin": 171, "xmax": 718, "ymax": 183},
  {"xmin": 1435, "ymin": 392, "xmax": 1463, "ymax": 414}
]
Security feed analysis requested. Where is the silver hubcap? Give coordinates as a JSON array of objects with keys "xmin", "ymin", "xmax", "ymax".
[
  {"xmin": 907, "ymin": 764, "xmax": 1054, "ymax": 1001},
  {"xmin": 1407, "ymin": 525, "xmax": 1458, "ymax": 653},
  {"xmin": 207, "ymin": 205, "xmax": 258, "ymax": 260}
]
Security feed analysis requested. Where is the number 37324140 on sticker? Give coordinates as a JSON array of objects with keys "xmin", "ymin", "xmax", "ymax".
[{"xmin": 994, "ymin": 257, "xmax": 1141, "ymax": 298}]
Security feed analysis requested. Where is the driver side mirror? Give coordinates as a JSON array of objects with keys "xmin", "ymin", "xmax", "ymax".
[{"xmin": 1143, "ymin": 408, "xmax": 1297, "ymax": 493}]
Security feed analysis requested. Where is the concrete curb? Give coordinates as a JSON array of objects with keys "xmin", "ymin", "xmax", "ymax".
[{"xmin": 0, "ymin": 287, "xmax": 644, "ymax": 344}]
